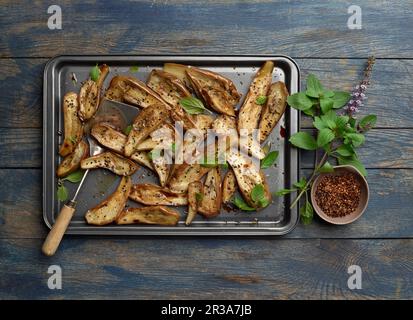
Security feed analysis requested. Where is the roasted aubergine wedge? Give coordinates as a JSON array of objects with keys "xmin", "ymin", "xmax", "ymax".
[
  {"xmin": 167, "ymin": 164, "xmax": 210, "ymax": 194},
  {"xmin": 130, "ymin": 151, "xmax": 154, "ymax": 170},
  {"xmin": 81, "ymin": 151, "xmax": 138, "ymax": 176},
  {"xmin": 124, "ymin": 104, "xmax": 169, "ymax": 157},
  {"xmin": 258, "ymin": 81, "xmax": 288, "ymax": 143},
  {"xmin": 78, "ymin": 64, "xmax": 109, "ymax": 121},
  {"xmin": 186, "ymin": 181, "xmax": 203, "ymax": 226},
  {"xmin": 59, "ymin": 92, "xmax": 84, "ymax": 157},
  {"xmin": 227, "ymin": 150, "xmax": 272, "ymax": 209},
  {"xmin": 237, "ymin": 61, "xmax": 274, "ymax": 133},
  {"xmin": 85, "ymin": 176, "xmax": 132, "ymax": 225},
  {"xmin": 222, "ymin": 169, "xmax": 237, "ymax": 204},
  {"xmin": 91, "ymin": 122, "xmax": 127, "ymax": 154},
  {"xmin": 104, "ymin": 75, "xmax": 133, "ymax": 102},
  {"xmin": 57, "ymin": 140, "xmax": 89, "ymax": 178},
  {"xmin": 198, "ymin": 167, "xmax": 222, "ymax": 218},
  {"xmin": 123, "ymin": 77, "xmax": 169, "ymax": 109},
  {"xmin": 116, "ymin": 206, "xmax": 180, "ymax": 226},
  {"xmin": 147, "ymin": 69, "xmax": 198, "ymax": 130},
  {"xmin": 186, "ymin": 67, "xmax": 240, "ymax": 116},
  {"xmin": 129, "ymin": 183, "xmax": 188, "ymax": 206}
]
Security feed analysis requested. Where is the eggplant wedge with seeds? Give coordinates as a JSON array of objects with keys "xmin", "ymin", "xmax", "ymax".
[
  {"xmin": 222, "ymin": 169, "xmax": 238, "ymax": 203},
  {"xmin": 163, "ymin": 63, "xmax": 191, "ymax": 87},
  {"xmin": 186, "ymin": 67, "xmax": 240, "ymax": 116},
  {"xmin": 186, "ymin": 181, "xmax": 203, "ymax": 225},
  {"xmin": 212, "ymin": 114, "xmax": 238, "ymax": 150},
  {"xmin": 227, "ymin": 150, "xmax": 272, "ymax": 209},
  {"xmin": 124, "ymin": 104, "xmax": 169, "ymax": 157},
  {"xmin": 78, "ymin": 64, "xmax": 109, "ymax": 121},
  {"xmin": 198, "ymin": 167, "xmax": 222, "ymax": 218},
  {"xmin": 104, "ymin": 75, "xmax": 133, "ymax": 102},
  {"xmin": 85, "ymin": 176, "xmax": 132, "ymax": 225},
  {"xmin": 91, "ymin": 122, "xmax": 127, "ymax": 154},
  {"xmin": 130, "ymin": 151, "xmax": 154, "ymax": 170},
  {"xmin": 147, "ymin": 69, "xmax": 198, "ymax": 130},
  {"xmin": 258, "ymin": 81, "xmax": 289, "ymax": 143},
  {"xmin": 81, "ymin": 151, "xmax": 138, "ymax": 176},
  {"xmin": 238, "ymin": 61, "xmax": 274, "ymax": 133},
  {"xmin": 57, "ymin": 140, "xmax": 89, "ymax": 178},
  {"xmin": 123, "ymin": 77, "xmax": 169, "ymax": 109},
  {"xmin": 116, "ymin": 206, "xmax": 180, "ymax": 226},
  {"xmin": 167, "ymin": 163, "xmax": 210, "ymax": 194},
  {"xmin": 136, "ymin": 123, "xmax": 176, "ymax": 152},
  {"xmin": 193, "ymin": 114, "xmax": 215, "ymax": 135},
  {"xmin": 129, "ymin": 183, "xmax": 188, "ymax": 206},
  {"xmin": 152, "ymin": 154, "xmax": 170, "ymax": 187},
  {"xmin": 59, "ymin": 92, "xmax": 84, "ymax": 157}
]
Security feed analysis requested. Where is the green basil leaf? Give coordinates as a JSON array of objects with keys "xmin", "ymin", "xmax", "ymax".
[
  {"xmin": 338, "ymin": 156, "xmax": 367, "ymax": 177},
  {"xmin": 90, "ymin": 64, "xmax": 100, "ymax": 82},
  {"xmin": 300, "ymin": 200, "xmax": 314, "ymax": 225},
  {"xmin": 320, "ymin": 110, "xmax": 337, "ymax": 129},
  {"xmin": 336, "ymin": 115, "xmax": 349, "ymax": 129},
  {"xmin": 123, "ymin": 124, "xmax": 133, "ymax": 135},
  {"xmin": 306, "ymin": 74, "xmax": 324, "ymax": 98},
  {"xmin": 275, "ymin": 188, "xmax": 296, "ymax": 196},
  {"xmin": 259, "ymin": 198, "xmax": 270, "ymax": 208},
  {"xmin": 233, "ymin": 196, "xmax": 256, "ymax": 212},
  {"xmin": 129, "ymin": 65, "xmax": 139, "ymax": 73},
  {"xmin": 332, "ymin": 91, "xmax": 351, "ymax": 109},
  {"xmin": 289, "ymin": 132, "xmax": 317, "ymax": 150},
  {"xmin": 320, "ymin": 97, "xmax": 334, "ymax": 114},
  {"xmin": 293, "ymin": 177, "xmax": 307, "ymax": 190},
  {"xmin": 302, "ymin": 106, "xmax": 316, "ymax": 116},
  {"xmin": 251, "ymin": 184, "xmax": 265, "ymax": 203},
  {"xmin": 195, "ymin": 192, "xmax": 203, "ymax": 202},
  {"xmin": 260, "ymin": 151, "xmax": 279, "ymax": 169},
  {"xmin": 318, "ymin": 161, "xmax": 334, "ymax": 173},
  {"xmin": 336, "ymin": 144, "xmax": 355, "ymax": 157},
  {"xmin": 358, "ymin": 114, "xmax": 377, "ymax": 130},
  {"xmin": 57, "ymin": 184, "xmax": 68, "ymax": 202},
  {"xmin": 255, "ymin": 95, "xmax": 267, "ymax": 105},
  {"xmin": 317, "ymin": 128, "xmax": 335, "ymax": 147},
  {"xmin": 313, "ymin": 116, "xmax": 327, "ymax": 130},
  {"xmin": 180, "ymin": 97, "xmax": 209, "ymax": 115},
  {"xmin": 64, "ymin": 170, "xmax": 84, "ymax": 183},
  {"xmin": 322, "ymin": 90, "xmax": 335, "ymax": 98},
  {"xmin": 171, "ymin": 142, "xmax": 176, "ymax": 153},
  {"xmin": 287, "ymin": 92, "xmax": 313, "ymax": 111},
  {"xmin": 345, "ymin": 133, "xmax": 365, "ymax": 147}
]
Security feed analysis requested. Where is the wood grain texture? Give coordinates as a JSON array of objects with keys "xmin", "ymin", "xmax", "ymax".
[
  {"xmin": 0, "ymin": 238, "xmax": 412, "ymax": 299},
  {"xmin": 1, "ymin": 128, "xmax": 411, "ymax": 168},
  {"xmin": 1, "ymin": 58, "xmax": 412, "ymax": 128},
  {"xmin": 0, "ymin": 169, "xmax": 412, "ymax": 239},
  {"xmin": 0, "ymin": 1, "xmax": 412, "ymax": 58}
]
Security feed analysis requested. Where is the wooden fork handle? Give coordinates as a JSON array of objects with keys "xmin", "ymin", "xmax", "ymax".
[{"xmin": 42, "ymin": 202, "xmax": 75, "ymax": 256}]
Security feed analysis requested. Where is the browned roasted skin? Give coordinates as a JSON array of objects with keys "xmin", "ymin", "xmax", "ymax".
[
  {"xmin": 237, "ymin": 61, "xmax": 274, "ymax": 134},
  {"xmin": 124, "ymin": 104, "xmax": 169, "ymax": 157},
  {"xmin": 81, "ymin": 151, "xmax": 138, "ymax": 176},
  {"xmin": 57, "ymin": 140, "xmax": 89, "ymax": 177},
  {"xmin": 167, "ymin": 163, "xmax": 210, "ymax": 194},
  {"xmin": 85, "ymin": 176, "xmax": 132, "ymax": 225},
  {"xmin": 104, "ymin": 75, "xmax": 133, "ymax": 102},
  {"xmin": 123, "ymin": 77, "xmax": 169, "ymax": 109},
  {"xmin": 258, "ymin": 81, "xmax": 288, "ymax": 143},
  {"xmin": 116, "ymin": 206, "xmax": 180, "ymax": 226},
  {"xmin": 91, "ymin": 122, "xmax": 127, "ymax": 154},
  {"xmin": 222, "ymin": 169, "xmax": 237, "ymax": 203},
  {"xmin": 59, "ymin": 92, "xmax": 84, "ymax": 157},
  {"xmin": 129, "ymin": 183, "xmax": 187, "ymax": 206},
  {"xmin": 186, "ymin": 67, "xmax": 240, "ymax": 116},
  {"xmin": 78, "ymin": 64, "xmax": 109, "ymax": 121},
  {"xmin": 186, "ymin": 181, "xmax": 203, "ymax": 225},
  {"xmin": 198, "ymin": 167, "xmax": 222, "ymax": 218}
]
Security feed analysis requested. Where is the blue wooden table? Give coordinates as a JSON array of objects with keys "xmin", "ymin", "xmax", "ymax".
[{"xmin": 0, "ymin": 0, "xmax": 412, "ymax": 299}]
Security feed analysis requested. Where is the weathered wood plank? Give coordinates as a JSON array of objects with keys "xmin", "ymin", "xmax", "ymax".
[
  {"xmin": 1, "ymin": 128, "xmax": 411, "ymax": 168},
  {"xmin": 0, "ymin": 238, "xmax": 412, "ymax": 299},
  {"xmin": 1, "ymin": 1, "xmax": 412, "ymax": 58},
  {"xmin": 0, "ymin": 58, "xmax": 411, "ymax": 128},
  {"xmin": 0, "ymin": 169, "xmax": 412, "ymax": 239}
]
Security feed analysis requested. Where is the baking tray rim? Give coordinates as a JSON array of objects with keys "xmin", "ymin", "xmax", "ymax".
[{"xmin": 43, "ymin": 54, "xmax": 301, "ymax": 236}]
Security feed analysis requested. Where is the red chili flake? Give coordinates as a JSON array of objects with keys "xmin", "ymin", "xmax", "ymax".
[
  {"xmin": 315, "ymin": 173, "xmax": 361, "ymax": 218},
  {"xmin": 280, "ymin": 126, "xmax": 286, "ymax": 138}
]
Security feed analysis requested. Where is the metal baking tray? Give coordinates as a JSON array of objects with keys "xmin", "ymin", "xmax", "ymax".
[{"xmin": 43, "ymin": 55, "xmax": 300, "ymax": 235}]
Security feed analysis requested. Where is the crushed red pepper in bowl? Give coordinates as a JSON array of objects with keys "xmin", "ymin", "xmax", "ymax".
[
  {"xmin": 310, "ymin": 165, "xmax": 369, "ymax": 225},
  {"xmin": 315, "ymin": 173, "xmax": 361, "ymax": 218}
]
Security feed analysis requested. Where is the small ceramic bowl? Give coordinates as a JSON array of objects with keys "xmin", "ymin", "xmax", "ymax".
[{"xmin": 310, "ymin": 165, "xmax": 369, "ymax": 225}]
